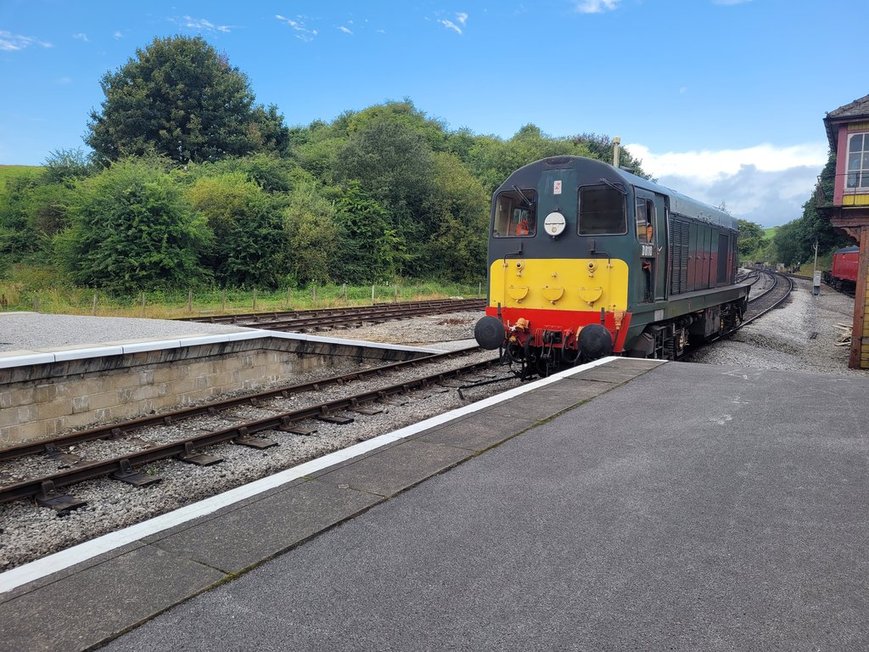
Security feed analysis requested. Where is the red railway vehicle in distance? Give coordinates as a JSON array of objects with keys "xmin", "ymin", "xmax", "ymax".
[{"xmin": 823, "ymin": 246, "xmax": 859, "ymax": 293}]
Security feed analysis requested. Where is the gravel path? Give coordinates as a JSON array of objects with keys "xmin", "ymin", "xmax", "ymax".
[{"xmin": 685, "ymin": 277, "xmax": 866, "ymax": 375}]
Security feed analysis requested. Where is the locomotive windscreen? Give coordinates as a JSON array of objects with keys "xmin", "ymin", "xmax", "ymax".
[
  {"xmin": 578, "ymin": 185, "xmax": 626, "ymax": 235},
  {"xmin": 493, "ymin": 189, "xmax": 538, "ymax": 237}
]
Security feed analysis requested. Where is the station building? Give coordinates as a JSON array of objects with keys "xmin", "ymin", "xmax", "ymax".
[{"xmin": 821, "ymin": 94, "xmax": 869, "ymax": 369}]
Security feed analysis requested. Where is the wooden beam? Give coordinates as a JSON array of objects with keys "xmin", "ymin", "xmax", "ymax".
[{"xmin": 849, "ymin": 227, "xmax": 869, "ymax": 368}]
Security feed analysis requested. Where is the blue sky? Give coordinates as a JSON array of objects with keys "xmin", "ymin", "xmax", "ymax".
[{"xmin": 2, "ymin": 0, "xmax": 868, "ymax": 227}]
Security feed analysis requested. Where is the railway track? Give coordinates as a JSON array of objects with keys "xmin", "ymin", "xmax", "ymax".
[
  {"xmin": 706, "ymin": 270, "xmax": 793, "ymax": 345},
  {"xmin": 182, "ymin": 298, "xmax": 486, "ymax": 332},
  {"xmin": 0, "ymin": 346, "xmax": 506, "ymax": 513},
  {"xmin": 0, "ymin": 277, "xmax": 794, "ymax": 514},
  {"xmin": 742, "ymin": 270, "xmax": 794, "ymax": 324}
]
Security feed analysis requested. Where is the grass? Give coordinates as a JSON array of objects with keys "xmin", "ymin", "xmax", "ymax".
[{"xmin": 0, "ymin": 274, "xmax": 485, "ymax": 319}]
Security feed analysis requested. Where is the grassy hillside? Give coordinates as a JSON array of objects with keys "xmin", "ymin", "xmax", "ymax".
[{"xmin": 0, "ymin": 165, "xmax": 42, "ymax": 197}]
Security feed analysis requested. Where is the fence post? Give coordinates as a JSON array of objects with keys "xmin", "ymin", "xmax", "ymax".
[
  {"xmin": 342, "ymin": 283, "xmax": 347, "ymax": 302},
  {"xmin": 92, "ymin": 292, "xmax": 98, "ymax": 316},
  {"xmin": 140, "ymin": 291, "xmax": 146, "ymax": 317},
  {"xmin": 394, "ymin": 285, "xmax": 398, "ymax": 302},
  {"xmin": 287, "ymin": 287, "xmax": 292, "ymax": 310},
  {"xmin": 221, "ymin": 289, "xmax": 226, "ymax": 313},
  {"xmin": 187, "ymin": 289, "xmax": 192, "ymax": 313},
  {"xmin": 371, "ymin": 285, "xmax": 375, "ymax": 305},
  {"xmin": 253, "ymin": 288, "xmax": 257, "ymax": 311},
  {"xmin": 312, "ymin": 285, "xmax": 317, "ymax": 305}
]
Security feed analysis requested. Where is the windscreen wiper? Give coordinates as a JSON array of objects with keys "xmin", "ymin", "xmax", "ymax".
[
  {"xmin": 599, "ymin": 178, "xmax": 627, "ymax": 195},
  {"xmin": 513, "ymin": 185, "xmax": 535, "ymax": 207}
]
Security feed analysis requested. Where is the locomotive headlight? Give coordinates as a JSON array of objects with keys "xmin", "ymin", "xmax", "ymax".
[{"xmin": 543, "ymin": 211, "xmax": 566, "ymax": 237}]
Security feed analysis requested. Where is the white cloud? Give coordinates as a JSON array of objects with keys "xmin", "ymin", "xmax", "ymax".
[
  {"xmin": 626, "ymin": 142, "xmax": 828, "ymax": 183},
  {"xmin": 439, "ymin": 12, "xmax": 468, "ymax": 34},
  {"xmin": 276, "ymin": 14, "xmax": 318, "ymax": 41},
  {"xmin": 0, "ymin": 31, "xmax": 53, "ymax": 51},
  {"xmin": 113, "ymin": 31, "xmax": 124, "ymax": 40},
  {"xmin": 177, "ymin": 16, "xmax": 233, "ymax": 34},
  {"xmin": 72, "ymin": 32, "xmax": 89, "ymax": 42},
  {"xmin": 338, "ymin": 25, "xmax": 353, "ymax": 35},
  {"xmin": 625, "ymin": 142, "xmax": 829, "ymax": 226},
  {"xmin": 575, "ymin": 0, "xmax": 620, "ymax": 14}
]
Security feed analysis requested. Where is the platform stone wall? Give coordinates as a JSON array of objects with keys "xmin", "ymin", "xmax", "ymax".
[{"xmin": 0, "ymin": 338, "xmax": 423, "ymax": 449}]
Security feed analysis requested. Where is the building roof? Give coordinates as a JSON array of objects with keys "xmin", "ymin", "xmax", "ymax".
[{"xmin": 824, "ymin": 94, "xmax": 869, "ymax": 148}]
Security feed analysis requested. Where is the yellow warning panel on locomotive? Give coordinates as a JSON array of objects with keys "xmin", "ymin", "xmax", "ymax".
[{"xmin": 489, "ymin": 258, "xmax": 629, "ymax": 312}]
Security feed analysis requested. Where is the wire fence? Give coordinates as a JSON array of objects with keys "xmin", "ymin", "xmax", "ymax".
[{"xmin": 0, "ymin": 281, "xmax": 486, "ymax": 319}]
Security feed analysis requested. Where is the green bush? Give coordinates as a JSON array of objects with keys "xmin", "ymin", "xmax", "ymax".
[{"xmin": 56, "ymin": 159, "xmax": 211, "ymax": 293}]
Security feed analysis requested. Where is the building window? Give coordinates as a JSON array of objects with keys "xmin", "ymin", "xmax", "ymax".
[{"xmin": 846, "ymin": 133, "xmax": 869, "ymax": 189}]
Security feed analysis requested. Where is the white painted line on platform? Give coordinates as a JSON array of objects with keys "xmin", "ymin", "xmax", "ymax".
[{"xmin": 0, "ymin": 356, "xmax": 634, "ymax": 594}]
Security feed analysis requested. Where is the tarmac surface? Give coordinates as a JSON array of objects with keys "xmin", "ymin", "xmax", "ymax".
[{"xmin": 1, "ymin": 357, "xmax": 866, "ymax": 651}]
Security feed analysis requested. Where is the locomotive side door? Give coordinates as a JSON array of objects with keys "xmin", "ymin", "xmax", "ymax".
[
  {"xmin": 652, "ymin": 193, "xmax": 667, "ymax": 301},
  {"xmin": 635, "ymin": 189, "xmax": 668, "ymax": 303}
]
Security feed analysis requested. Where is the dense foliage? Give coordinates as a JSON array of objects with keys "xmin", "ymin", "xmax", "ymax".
[
  {"xmin": 1, "ymin": 36, "xmax": 650, "ymax": 294},
  {"xmin": 772, "ymin": 155, "xmax": 851, "ymax": 267},
  {"xmin": 87, "ymin": 36, "xmax": 288, "ymax": 164},
  {"xmin": 55, "ymin": 159, "xmax": 210, "ymax": 293}
]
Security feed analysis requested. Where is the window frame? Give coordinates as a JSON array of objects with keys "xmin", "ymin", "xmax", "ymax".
[
  {"xmin": 492, "ymin": 188, "xmax": 538, "ymax": 238},
  {"xmin": 577, "ymin": 183, "xmax": 627, "ymax": 236},
  {"xmin": 635, "ymin": 197, "xmax": 656, "ymax": 244},
  {"xmin": 845, "ymin": 132, "xmax": 869, "ymax": 191}
]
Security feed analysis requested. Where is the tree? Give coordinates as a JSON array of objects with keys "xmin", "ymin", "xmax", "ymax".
[
  {"xmin": 423, "ymin": 152, "xmax": 488, "ymax": 281},
  {"xmin": 737, "ymin": 219, "xmax": 765, "ymax": 259},
  {"xmin": 42, "ymin": 148, "xmax": 94, "ymax": 187},
  {"xmin": 87, "ymin": 36, "xmax": 285, "ymax": 164},
  {"xmin": 282, "ymin": 181, "xmax": 339, "ymax": 285},
  {"xmin": 773, "ymin": 220, "xmax": 804, "ymax": 267},
  {"xmin": 56, "ymin": 159, "xmax": 210, "ymax": 292},
  {"xmin": 771, "ymin": 154, "xmax": 850, "ymax": 266},
  {"xmin": 186, "ymin": 172, "xmax": 286, "ymax": 288},
  {"xmin": 337, "ymin": 112, "xmax": 437, "ymax": 272},
  {"xmin": 333, "ymin": 181, "xmax": 399, "ymax": 283}
]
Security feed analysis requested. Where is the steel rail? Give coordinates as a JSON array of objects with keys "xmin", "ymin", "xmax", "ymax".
[
  {"xmin": 183, "ymin": 298, "xmax": 485, "ymax": 324},
  {"xmin": 0, "ymin": 346, "xmax": 481, "ymax": 463},
  {"xmin": 246, "ymin": 303, "xmax": 487, "ymax": 332},
  {"xmin": 0, "ymin": 357, "xmax": 500, "ymax": 506}
]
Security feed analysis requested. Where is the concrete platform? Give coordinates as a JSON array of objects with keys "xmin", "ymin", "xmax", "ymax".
[
  {"xmin": 2, "ymin": 358, "xmax": 868, "ymax": 651},
  {"xmin": 0, "ymin": 312, "xmax": 440, "ymax": 449}
]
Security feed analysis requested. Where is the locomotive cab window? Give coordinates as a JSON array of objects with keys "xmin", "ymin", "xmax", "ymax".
[
  {"xmin": 635, "ymin": 198, "xmax": 655, "ymax": 243},
  {"xmin": 578, "ymin": 185, "xmax": 626, "ymax": 235},
  {"xmin": 493, "ymin": 189, "xmax": 537, "ymax": 237}
]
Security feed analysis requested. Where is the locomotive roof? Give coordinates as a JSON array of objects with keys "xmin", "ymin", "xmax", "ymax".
[{"xmin": 502, "ymin": 156, "xmax": 739, "ymax": 231}]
